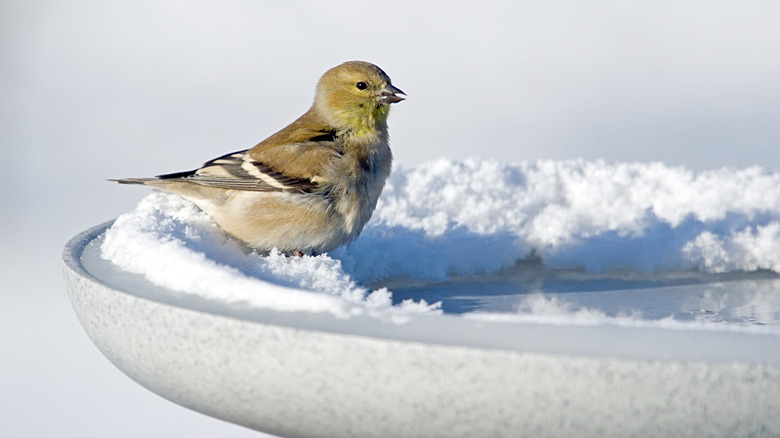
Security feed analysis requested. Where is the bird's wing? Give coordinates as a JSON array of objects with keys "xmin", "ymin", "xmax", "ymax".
[
  {"xmin": 155, "ymin": 109, "xmax": 344, "ymax": 193},
  {"xmin": 247, "ymin": 110, "xmax": 344, "ymax": 181},
  {"xmin": 155, "ymin": 149, "xmax": 322, "ymax": 193}
]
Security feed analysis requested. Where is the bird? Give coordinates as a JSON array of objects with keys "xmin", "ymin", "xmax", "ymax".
[{"xmin": 112, "ymin": 61, "xmax": 405, "ymax": 256}]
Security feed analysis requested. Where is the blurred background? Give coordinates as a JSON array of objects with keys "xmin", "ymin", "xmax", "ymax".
[{"xmin": 3, "ymin": 1, "xmax": 780, "ymax": 436}]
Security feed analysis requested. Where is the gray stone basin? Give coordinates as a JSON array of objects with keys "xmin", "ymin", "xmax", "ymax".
[{"xmin": 64, "ymin": 222, "xmax": 780, "ymax": 437}]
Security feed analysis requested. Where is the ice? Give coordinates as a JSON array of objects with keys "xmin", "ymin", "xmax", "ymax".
[{"xmin": 100, "ymin": 158, "xmax": 780, "ymax": 329}]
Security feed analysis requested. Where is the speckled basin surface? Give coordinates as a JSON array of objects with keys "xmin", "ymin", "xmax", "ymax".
[{"xmin": 64, "ymin": 223, "xmax": 780, "ymax": 438}]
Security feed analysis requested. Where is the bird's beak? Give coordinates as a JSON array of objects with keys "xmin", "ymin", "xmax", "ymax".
[{"xmin": 379, "ymin": 84, "xmax": 406, "ymax": 104}]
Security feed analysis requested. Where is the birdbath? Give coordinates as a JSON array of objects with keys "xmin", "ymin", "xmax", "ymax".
[{"xmin": 64, "ymin": 222, "xmax": 780, "ymax": 437}]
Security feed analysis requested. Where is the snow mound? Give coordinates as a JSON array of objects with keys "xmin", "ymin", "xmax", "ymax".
[
  {"xmin": 355, "ymin": 158, "xmax": 780, "ymax": 276},
  {"xmin": 101, "ymin": 158, "xmax": 780, "ymax": 317},
  {"xmin": 100, "ymin": 192, "xmax": 439, "ymax": 318}
]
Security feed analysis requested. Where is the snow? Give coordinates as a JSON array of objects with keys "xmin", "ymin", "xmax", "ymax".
[
  {"xmin": 366, "ymin": 159, "xmax": 780, "ymax": 274},
  {"xmin": 100, "ymin": 158, "xmax": 780, "ymax": 330}
]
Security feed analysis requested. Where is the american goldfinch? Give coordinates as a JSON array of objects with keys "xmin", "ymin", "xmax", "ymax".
[{"xmin": 113, "ymin": 61, "xmax": 405, "ymax": 256}]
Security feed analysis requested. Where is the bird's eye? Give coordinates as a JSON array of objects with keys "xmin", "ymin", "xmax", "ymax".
[{"xmin": 355, "ymin": 82, "xmax": 367, "ymax": 90}]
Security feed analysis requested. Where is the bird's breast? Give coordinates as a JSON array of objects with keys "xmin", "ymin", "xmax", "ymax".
[{"xmin": 329, "ymin": 140, "xmax": 392, "ymax": 238}]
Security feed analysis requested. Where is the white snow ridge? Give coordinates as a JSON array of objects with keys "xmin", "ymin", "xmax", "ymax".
[{"xmin": 101, "ymin": 158, "xmax": 780, "ymax": 327}]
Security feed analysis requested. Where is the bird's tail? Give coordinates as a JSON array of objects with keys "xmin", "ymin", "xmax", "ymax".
[
  {"xmin": 109, "ymin": 170, "xmax": 196, "ymax": 185},
  {"xmin": 109, "ymin": 177, "xmax": 160, "ymax": 185},
  {"xmin": 109, "ymin": 173, "xmax": 217, "ymax": 202}
]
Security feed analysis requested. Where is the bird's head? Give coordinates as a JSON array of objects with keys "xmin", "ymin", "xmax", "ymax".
[{"xmin": 313, "ymin": 61, "xmax": 405, "ymax": 137}]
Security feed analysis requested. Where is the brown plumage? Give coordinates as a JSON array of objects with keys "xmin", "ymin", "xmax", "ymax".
[{"xmin": 113, "ymin": 61, "xmax": 405, "ymax": 255}]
